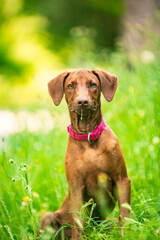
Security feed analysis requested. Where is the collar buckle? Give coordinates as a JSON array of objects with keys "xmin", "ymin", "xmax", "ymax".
[{"xmin": 88, "ymin": 132, "xmax": 94, "ymax": 144}]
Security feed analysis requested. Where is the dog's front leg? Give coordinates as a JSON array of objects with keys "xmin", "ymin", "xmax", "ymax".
[
  {"xmin": 117, "ymin": 177, "xmax": 131, "ymax": 224},
  {"xmin": 69, "ymin": 185, "xmax": 84, "ymax": 240}
]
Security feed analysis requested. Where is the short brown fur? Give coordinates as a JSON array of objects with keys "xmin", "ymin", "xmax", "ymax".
[{"xmin": 42, "ymin": 69, "xmax": 131, "ymax": 239}]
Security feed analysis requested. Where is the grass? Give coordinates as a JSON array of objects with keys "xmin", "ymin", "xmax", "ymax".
[{"xmin": 0, "ymin": 54, "xmax": 160, "ymax": 239}]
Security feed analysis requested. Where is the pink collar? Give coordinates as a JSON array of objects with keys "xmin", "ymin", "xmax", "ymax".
[{"xmin": 67, "ymin": 118, "xmax": 106, "ymax": 144}]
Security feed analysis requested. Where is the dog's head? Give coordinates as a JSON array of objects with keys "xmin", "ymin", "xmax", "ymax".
[{"xmin": 48, "ymin": 69, "xmax": 118, "ymax": 114}]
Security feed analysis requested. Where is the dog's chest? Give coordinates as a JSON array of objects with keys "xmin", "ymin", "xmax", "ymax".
[
  {"xmin": 66, "ymin": 142, "xmax": 112, "ymax": 174},
  {"xmin": 84, "ymin": 147, "xmax": 114, "ymax": 175}
]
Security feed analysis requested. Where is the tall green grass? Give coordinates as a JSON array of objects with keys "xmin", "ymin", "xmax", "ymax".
[{"xmin": 0, "ymin": 56, "xmax": 160, "ymax": 239}]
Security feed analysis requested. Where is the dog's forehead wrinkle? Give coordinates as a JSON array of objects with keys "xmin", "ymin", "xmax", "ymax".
[
  {"xmin": 70, "ymin": 69, "xmax": 91, "ymax": 77},
  {"xmin": 68, "ymin": 69, "xmax": 98, "ymax": 85}
]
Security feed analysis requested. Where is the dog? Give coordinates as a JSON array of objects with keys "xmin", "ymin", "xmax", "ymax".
[{"xmin": 41, "ymin": 69, "xmax": 131, "ymax": 239}]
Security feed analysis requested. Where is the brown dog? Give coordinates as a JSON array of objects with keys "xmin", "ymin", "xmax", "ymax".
[{"xmin": 42, "ymin": 69, "xmax": 131, "ymax": 239}]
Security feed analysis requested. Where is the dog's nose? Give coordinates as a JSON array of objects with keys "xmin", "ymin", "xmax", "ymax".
[{"xmin": 77, "ymin": 98, "xmax": 89, "ymax": 107}]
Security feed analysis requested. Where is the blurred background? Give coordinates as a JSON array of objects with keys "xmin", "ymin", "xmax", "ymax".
[
  {"xmin": 0, "ymin": 0, "xmax": 160, "ymax": 133},
  {"xmin": 0, "ymin": 1, "xmax": 160, "ymax": 239}
]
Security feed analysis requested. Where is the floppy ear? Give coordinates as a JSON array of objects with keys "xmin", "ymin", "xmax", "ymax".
[
  {"xmin": 92, "ymin": 69, "xmax": 118, "ymax": 102},
  {"xmin": 48, "ymin": 71, "xmax": 70, "ymax": 106}
]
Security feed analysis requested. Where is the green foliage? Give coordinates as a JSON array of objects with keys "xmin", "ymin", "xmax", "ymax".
[
  {"xmin": 0, "ymin": 0, "xmax": 62, "ymax": 83},
  {"xmin": 0, "ymin": 0, "xmax": 124, "ymax": 83},
  {"xmin": 0, "ymin": 130, "xmax": 68, "ymax": 239},
  {"xmin": 22, "ymin": 0, "xmax": 123, "ymax": 50}
]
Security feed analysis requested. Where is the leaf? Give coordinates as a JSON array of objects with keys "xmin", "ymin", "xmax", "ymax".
[
  {"xmin": 124, "ymin": 217, "xmax": 142, "ymax": 225},
  {"xmin": 122, "ymin": 203, "xmax": 131, "ymax": 211}
]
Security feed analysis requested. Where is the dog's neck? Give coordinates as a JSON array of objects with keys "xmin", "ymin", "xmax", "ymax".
[{"xmin": 69, "ymin": 105, "xmax": 102, "ymax": 134}]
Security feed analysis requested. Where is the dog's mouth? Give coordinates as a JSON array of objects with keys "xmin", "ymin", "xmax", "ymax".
[{"xmin": 69, "ymin": 103, "xmax": 98, "ymax": 115}]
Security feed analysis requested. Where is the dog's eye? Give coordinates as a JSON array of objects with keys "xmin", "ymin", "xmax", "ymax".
[
  {"xmin": 67, "ymin": 83, "xmax": 74, "ymax": 89},
  {"xmin": 89, "ymin": 82, "xmax": 97, "ymax": 88}
]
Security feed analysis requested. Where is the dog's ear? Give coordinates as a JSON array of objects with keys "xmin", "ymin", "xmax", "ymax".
[
  {"xmin": 48, "ymin": 71, "xmax": 70, "ymax": 106},
  {"xmin": 92, "ymin": 69, "xmax": 118, "ymax": 102}
]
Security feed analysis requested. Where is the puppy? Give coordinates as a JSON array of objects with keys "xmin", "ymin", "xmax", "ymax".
[{"xmin": 42, "ymin": 69, "xmax": 131, "ymax": 239}]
